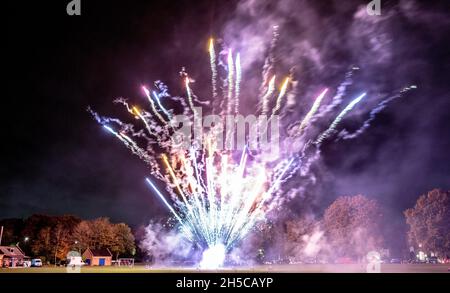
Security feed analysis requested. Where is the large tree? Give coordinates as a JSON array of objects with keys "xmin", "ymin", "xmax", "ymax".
[
  {"xmin": 323, "ymin": 195, "xmax": 384, "ymax": 259},
  {"xmin": 89, "ymin": 217, "xmax": 116, "ymax": 249},
  {"xmin": 404, "ymin": 189, "xmax": 450, "ymax": 257},
  {"xmin": 73, "ymin": 218, "xmax": 135, "ymax": 259},
  {"xmin": 31, "ymin": 227, "xmax": 52, "ymax": 260},
  {"xmin": 1, "ymin": 215, "xmax": 136, "ymax": 262},
  {"xmin": 26, "ymin": 214, "xmax": 80, "ymax": 263},
  {"xmin": 72, "ymin": 220, "xmax": 94, "ymax": 251},
  {"xmin": 284, "ymin": 216, "xmax": 323, "ymax": 259},
  {"xmin": 110, "ymin": 223, "xmax": 136, "ymax": 259}
]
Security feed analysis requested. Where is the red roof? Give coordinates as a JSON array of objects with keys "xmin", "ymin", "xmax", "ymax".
[
  {"xmin": 85, "ymin": 248, "xmax": 112, "ymax": 257},
  {"xmin": 0, "ymin": 246, "xmax": 26, "ymax": 257}
]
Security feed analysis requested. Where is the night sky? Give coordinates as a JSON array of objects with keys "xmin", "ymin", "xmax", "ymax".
[{"xmin": 4, "ymin": 0, "xmax": 450, "ymax": 228}]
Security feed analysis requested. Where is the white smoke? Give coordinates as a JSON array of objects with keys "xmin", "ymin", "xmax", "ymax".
[{"xmin": 139, "ymin": 221, "xmax": 197, "ymax": 265}]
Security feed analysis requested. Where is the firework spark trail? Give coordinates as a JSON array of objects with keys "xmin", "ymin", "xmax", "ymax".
[
  {"xmin": 296, "ymin": 88, "xmax": 329, "ymax": 135},
  {"xmin": 161, "ymin": 154, "xmax": 191, "ymax": 207},
  {"xmin": 143, "ymin": 86, "xmax": 167, "ymax": 124},
  {"xmin": 153, "ymin": 90, "xmax": 172, "ymax": 120},
  {"xmin": 234, "ymin": 53, "xmax": 241, "ymax": 114},
  {"xmin": 88, "ymin": 107, "xmax": 126, "ymax": 128},
  {"xmin": 227, "ymin": 49, "xmax": 234, "ymax": 115},
  {"xmin": 222, "ymin": 147, "xmax": 249, "ymax": 242},
  {"xmin": 103, "ymin": 125, "xmax": 129, "ymax": 145},
  {"xmin": 229, "ymin": 157, "xmax": 295, "ymax": 247},
  {"xmin": 161, "ymin": 154, "xmax": 212, "ymax": 245},
  {"xmin": 261, "ymin": 76, "xmax": 276, "ymax": 116},
  {"xmin": 184, "ymin": 77, "xmax": 197, "ymax": 116},
  {"xmin": 114, "ymin": 98, "xmax": 174, "ymax": 145},
  {"xmin": 259, "ymin": 26, "xmax": 279, "ymax": 105},
  {"xmin": 90, "ymin": 36, "xmax": 409, "ymax": 264},
  {"xmin": 271, "ymin": 77, "xmax": 290, "ymax": 116},
  {"xmin": 338, "ymin": 85, "xmax": 416, "ymax": 140},
  {"xmin": 209, "ymin": 39, "xmax": 218, "ymax": 108},
  {"xmin": 315, "ymin": 93, "xmax": 367, "ymax": 145},
  {"xmin": 145, "ymin": 177, "xmax": 191, "ymax": 237},
  {"xmin": 132, "ymin": 106, "xmax": 155, "ymax": 136},
  {"xmin": 102, "ymin": 124, "xmax": 157, "ymax": 169},
  {"xmin": 311, "ymin": 67, "xmax": 358, "ymax": 124}
]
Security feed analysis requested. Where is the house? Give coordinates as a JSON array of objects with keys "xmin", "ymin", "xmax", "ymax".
[
  {"xmin": 82, "ymin": 248, "xmax": 112, "ymax": 266},
  {"xmin": 0, "ymin": 245, "xmax": 29, "ymax": 267}
]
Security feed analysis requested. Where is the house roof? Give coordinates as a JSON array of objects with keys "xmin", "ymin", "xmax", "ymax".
[
  {"xmin": 86, "ymin": 248, "xmax": 112, "ymax": 257},
  {"xmin": 0, "ymin": 246, "xmax": 25, "ymax": 257}
]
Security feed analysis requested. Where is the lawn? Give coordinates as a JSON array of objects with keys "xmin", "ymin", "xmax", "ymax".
[{"xmin": 1, "ymin": 264, "xmax": 448, "ymax": 273}]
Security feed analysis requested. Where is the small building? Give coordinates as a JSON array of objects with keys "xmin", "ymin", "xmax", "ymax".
[
  {"xmin": 0, "ymin": 245, "xmax": 29, "ymax": 267},
  {"xmin": 82, "ymin": 248, "xmax": 112, "ymax": 266}
]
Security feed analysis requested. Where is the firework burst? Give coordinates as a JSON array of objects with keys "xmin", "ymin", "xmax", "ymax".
[{"xmin": 89, "ymin": 35, "xmax": 415, "ymax": 267}]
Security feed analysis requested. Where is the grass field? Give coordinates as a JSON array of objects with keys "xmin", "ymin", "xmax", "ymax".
[{"xmin": 1, "ymin": 264, "xmax": 448, "ymax": 273}]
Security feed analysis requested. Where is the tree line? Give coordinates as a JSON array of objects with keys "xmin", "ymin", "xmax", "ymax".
[
  {"xmin": 0, "ymin": 215, "xmax": 135, "ymax": 264},
  {"xmin": 218, "ymin": 189, "xmax": 449, "ymax": 263},
  {"xmin": 278, "ymin": 189, "xmax": 449, "ymax": 261},
  {"xmin": 1, "ymin": 189, "xmax": 448, "ymax": 263}
]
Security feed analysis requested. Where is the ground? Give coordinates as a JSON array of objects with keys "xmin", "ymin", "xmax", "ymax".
[{"xmin": 1, "ymin": 264, "xmax": 448, "ymax": 273}]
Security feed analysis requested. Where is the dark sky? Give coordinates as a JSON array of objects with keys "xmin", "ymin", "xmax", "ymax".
[{"xmin": 4, "ymin": 0, "xmax": 450, "ymax": 228}]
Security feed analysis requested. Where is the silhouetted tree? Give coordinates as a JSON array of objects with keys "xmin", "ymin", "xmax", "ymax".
[
  {"xmin": 110, "ymin": 223, "xmax": 136, "ymax": 259},
  {"xmin": 1, "ymin": 215, "xmax": 136, "ymax": 262},
  {"xmin": 31, "ymin": 227, "xmax": 52, "ymax": 260},
  {"xmin": 323, "ymin": 195, "xmax": 384, "ymax": 260},
  {"xmin": 72, "ymin": 220, "xmax": 94, "ymax": 252},
  {"xmin": 404, "ymin": 189, "xmax": 450, "ymax": 257},
  {"xmin": 284, "ymin": 216, "xmax": 323, "ymax": 259},
  {"xmin": 23, "ymin": 215, "xmax": 80, "ymax": 263},
  {"xmin": 90, "ymin": 217, "xmax": 116, "ymax": 249},
  {"xmin": 73, "ymin": 218, "xmax": 135, "ymax": 259}
]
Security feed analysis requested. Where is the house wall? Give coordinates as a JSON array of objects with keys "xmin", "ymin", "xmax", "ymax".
[
  {"xmin": 81, "ymin": 249, "xmax": 112, "ymax": 266},
  {"xmin": 91, "ymin": 256, "xmax": 112, "ymax": 266},
  {"xmin": 1, "ymin": 257, "xmax": 23, "ymax": 267}
]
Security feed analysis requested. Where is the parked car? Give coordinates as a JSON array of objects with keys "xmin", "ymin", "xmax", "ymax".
[
  {"xmin": 427, "ymin": 256, "xmax": 438, "ymax": 264},
  {"xmin": 390, "ymin": 258, "xmax": 402, "ymax": 264},
  {"xmin": 410, "ymin": 259, "xmax": 426, "ymax": 264},
  {"xmin": 31, "ymin": 259, "xmax": 42, "ymax": 267}
]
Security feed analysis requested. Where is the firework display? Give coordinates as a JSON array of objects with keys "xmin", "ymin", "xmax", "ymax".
[{"xmin": 90, "ymin": 36, "xmax": 415, "ymax": 268}]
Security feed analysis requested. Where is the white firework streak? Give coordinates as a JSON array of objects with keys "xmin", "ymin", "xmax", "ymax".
[
  {"xmin": 296, "ymin": 88, "xmax": 329, "ymax": 136},
  {"xmin": 234, "ymin": 53, "xmax": 241, "ymax": 114},
  {"xmin": 315, "ymin": 93, "xmax": 367, "ymax": 145},
  {"xmin": 261, "ymin": 75, "xmax": 276, "ymax": 116},
  {"xmin": 271, "ymin": 77, "xmax": 290, "ymax": 117},
  {"xmin": 338, "ymin": 85, "xmax": 416, "ymax": 140},
  {"xmin": 209, "ymin": 39, "xmax": 218, "ymax": 104},
  {"xmin": 227, "ymin": 49, "xmax": 234, "ymax": 115}
]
